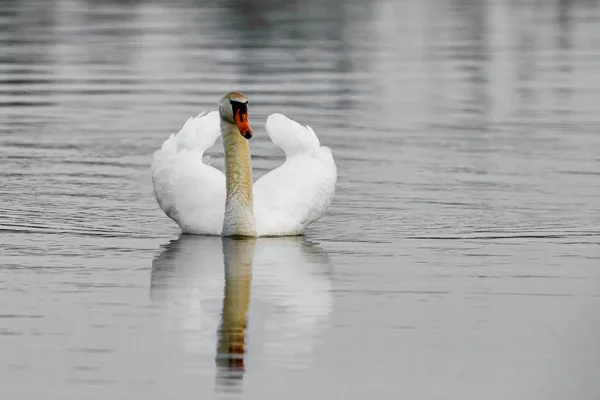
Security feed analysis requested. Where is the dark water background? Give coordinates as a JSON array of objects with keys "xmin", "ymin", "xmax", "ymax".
[{"xmin": 1, "ymin": 0, "xmax": 600, "ymax": 399}]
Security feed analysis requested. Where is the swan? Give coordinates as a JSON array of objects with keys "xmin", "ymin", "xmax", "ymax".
[{"xmin": 151, "ymin": 91, "xmax": 337, "ymax": 237}]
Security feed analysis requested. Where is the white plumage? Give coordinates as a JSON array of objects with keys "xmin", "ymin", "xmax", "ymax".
[{"xmin": 151, "ymin": 110, "xmax": 336, "ymax": 236}]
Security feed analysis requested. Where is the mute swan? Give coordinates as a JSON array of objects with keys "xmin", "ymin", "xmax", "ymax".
[{"xmin": 151, "ymin": 92, "xmax": 337, "ymax": 237}]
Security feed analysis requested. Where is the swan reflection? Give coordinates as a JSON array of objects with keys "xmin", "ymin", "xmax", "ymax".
[
  {"xmin": 215, "ymin": 238, "xmax": 254, "ymax": 381},
  {"xmin": 150, "ymin": 235, "xmax": 333, "ymax": 389}
]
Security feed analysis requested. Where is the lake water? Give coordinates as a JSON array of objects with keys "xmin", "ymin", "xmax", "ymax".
[{"xmin": 1, "ymin": 0, "xmax": 600, "ymax": 398}]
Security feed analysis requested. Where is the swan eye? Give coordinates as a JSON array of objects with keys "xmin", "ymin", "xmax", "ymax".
[{"xmin": 230, "ymin": 100, "xmax": 248, "ymax": 116}]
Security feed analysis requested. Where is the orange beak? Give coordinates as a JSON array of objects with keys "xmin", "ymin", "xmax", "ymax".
[{"xmin": 234, "ymin": 109, "xmax": 253, "ymax": 139}]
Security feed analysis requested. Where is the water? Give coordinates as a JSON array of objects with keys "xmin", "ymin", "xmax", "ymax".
[{"xmin": 1, "ymin": 0, "xmax": 600, "ymax": 398}]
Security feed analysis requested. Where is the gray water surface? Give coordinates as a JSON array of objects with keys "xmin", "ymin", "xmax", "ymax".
[{"xmin": 1, "ymin": 0, "xmax": 600, "ymax": 399}]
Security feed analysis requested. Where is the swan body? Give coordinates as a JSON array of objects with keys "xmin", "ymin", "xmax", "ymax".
[{"xmin": 151, "ymin": 92, "xmax": 336, "ymax": 237}]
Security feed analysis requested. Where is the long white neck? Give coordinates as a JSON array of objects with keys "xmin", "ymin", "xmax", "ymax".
[{"xmin": 221, "ymin": 121, "xmax": 257, "ymax": 237}]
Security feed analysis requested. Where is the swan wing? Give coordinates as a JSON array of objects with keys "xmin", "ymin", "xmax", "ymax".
[
  {"xmin": 151, "ymin": 111, "xmax": 225, "ymax": 234},
  {"xmin": 253, "ymin": 113, "xmax": 337, "ymax": 236}
]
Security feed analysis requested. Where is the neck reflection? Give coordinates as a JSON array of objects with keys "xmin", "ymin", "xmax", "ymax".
[{"xmin": 215, "ymin": 238, "xmax": 256, "ymax": 385}]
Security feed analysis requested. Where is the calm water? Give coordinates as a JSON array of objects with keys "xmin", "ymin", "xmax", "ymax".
[{"xmin": 1, "ymin": 0, "xmax": 600, "ymax": 398}]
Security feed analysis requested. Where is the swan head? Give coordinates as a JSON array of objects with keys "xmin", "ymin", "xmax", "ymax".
[{"xmin": 219, "ymin": 92, "xmax": 253, "ymax": 139}]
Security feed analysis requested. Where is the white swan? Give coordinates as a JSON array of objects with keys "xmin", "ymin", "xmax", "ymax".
[{"xmin": 151, "ymin": 92, "xmax": 337, "ymax": 237}]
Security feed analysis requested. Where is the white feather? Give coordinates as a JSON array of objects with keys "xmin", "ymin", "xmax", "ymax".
[
  {"xmin": 253, "ymin": 113, "xmax": 337, "ymax": 236},
  {"xmin": 151, "ymin": 111, "xmax": 225, "ymax": 234},
  {"xmin": 151, "ymin": 112, "xmax": 337, "ymax": 236}
]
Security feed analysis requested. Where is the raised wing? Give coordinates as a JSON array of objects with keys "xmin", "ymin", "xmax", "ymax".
[
  {"xmin": 253, "ymin": 113, "xmax": 337, "ymax": 236},
  {"xmin": 151, "ymin": 111, "xmax": 226, "ymax": 234}
]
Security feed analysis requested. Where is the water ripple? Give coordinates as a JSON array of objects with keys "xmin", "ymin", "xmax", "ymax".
[{"xmin": 1, "ymin": 0, "xmax": 600, "ymax": 399}]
